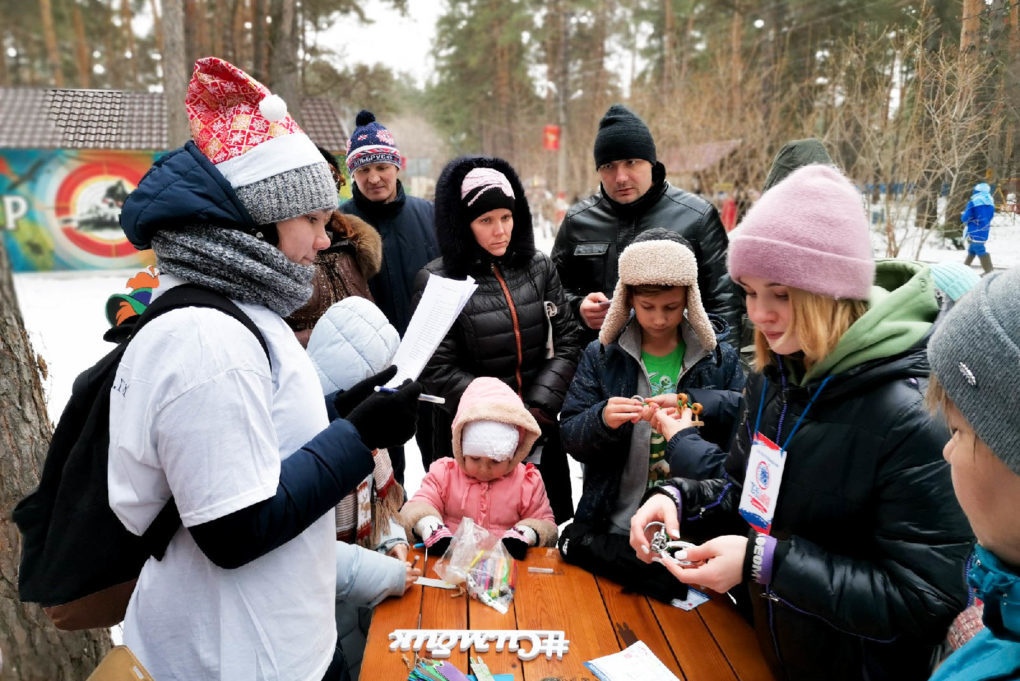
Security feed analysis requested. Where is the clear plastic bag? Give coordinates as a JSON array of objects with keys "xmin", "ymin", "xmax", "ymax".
[{"xmin": 433, "ymin": 517, "xmax": 517, "ymax": 614}]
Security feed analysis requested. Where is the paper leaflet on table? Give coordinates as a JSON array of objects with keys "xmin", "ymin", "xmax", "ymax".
[
  {"xmin": 584, "ymin": 640, "xmax": 681, "ymax": 681},
  {"xmin": 385, "ymin": 273, "xmax": 477, "ymax": 388}
]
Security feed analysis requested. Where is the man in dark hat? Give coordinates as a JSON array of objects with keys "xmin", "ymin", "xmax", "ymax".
[
  {"xmin": 551, "ymin": 104, "xmax": 739, "ymax": 345},
  {"xmin": 340, "ymin": 110, "xmax": 440, "ymax": 477}
]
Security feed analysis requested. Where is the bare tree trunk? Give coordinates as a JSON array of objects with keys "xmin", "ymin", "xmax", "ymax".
[
  {"xmin": 121, "ymin": 0, "xmax": 138, "ymax": 87},
  {"xmin": 234, "ymin": 0, "xmax": 249, "ymax": 70},
  {"xmin": 193, "ymin": 0, "xmax": 209, "ymax": 61},
  {"xmin": 662, "ymin": 0, "xmax": 673, "ymax": 94},
  {"xmin": 268, "ymin": 0, "xmax": 298, "ymax": 110},
  {"xmin": 730, "ymin": 8, "xmax": 743, "ymax": 117},
  {"xmin": 72, "ymin": 4, "xmax": 91, "ymax": 88},
  {"xmin": 0, "ymin": 242, "xmax": 113, "ymax": 680},
  {"xmin": 163, "ymin": 0, "xmax": 190, "ymax": 146},
  {"xmin": 150, "ymin": 0, "xmax": 165, "ymax": 55},
  {"xmin": 961, "ymin": 0, "xmax": 982, "ymax": 55},
  {"xmin": 253, "ymin": 0, "xmax": 267, "ymax": 81},
  {"xmin": 38, "ymin": 0, "xmax": 64, "ymax": 87}
]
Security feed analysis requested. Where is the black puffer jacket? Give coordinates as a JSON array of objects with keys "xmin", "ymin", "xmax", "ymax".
[
  {"xmin": 662, "ymin": 344, "xmax": 973, "ymax": 681},
  {"xmin": 551, "ymin": 163, "xmax": 740, "ymax": 345},
  {"xmin": 413, "ymin": 155, "xmax": 582, "ymax": 428}
]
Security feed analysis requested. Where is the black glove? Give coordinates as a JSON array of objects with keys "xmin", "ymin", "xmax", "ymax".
[
  {"xmin": 501, "ymin": 527, "xmax": 532, "ymax": 561},
  {"xmin": 331, "ymin": 365, "xmax": 398, "ymax": 419},
  {"xmin": 346, "ymin": 378, "xmax": 421, "ymax": 450}
]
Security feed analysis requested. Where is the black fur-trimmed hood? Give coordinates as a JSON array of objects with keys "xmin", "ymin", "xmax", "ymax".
[{"xmin": 433, "ymin": 155, "xmax": 536, "ymax": 277}]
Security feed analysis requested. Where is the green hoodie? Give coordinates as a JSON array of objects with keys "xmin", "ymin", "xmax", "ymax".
[{"xmin": 800, "ymin": 260, "xmax": 939, "ymax": 384}]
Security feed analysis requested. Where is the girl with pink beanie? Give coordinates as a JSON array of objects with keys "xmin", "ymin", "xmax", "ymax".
[
  {"xmin": 400, "ymin": 377, "xmax": 558, "ymax": 560},
  {"xmin": 628, "ymin": 164, "xmax": 972, "ymax": 680}
]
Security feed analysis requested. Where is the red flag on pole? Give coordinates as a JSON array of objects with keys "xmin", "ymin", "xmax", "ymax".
[{"xmin": 543, "ymin": 125, "xmax": 560, "ymax": 151}]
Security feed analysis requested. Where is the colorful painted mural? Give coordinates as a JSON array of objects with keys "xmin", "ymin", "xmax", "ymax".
[{"xmin": 0, "ymin": 149, "xmax": 161, "ymax": 272}]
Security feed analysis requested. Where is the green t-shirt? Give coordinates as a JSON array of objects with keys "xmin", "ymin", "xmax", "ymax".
[{"xmin": 641, "ymin": 341, "xmax": 686, "ymax": 486}]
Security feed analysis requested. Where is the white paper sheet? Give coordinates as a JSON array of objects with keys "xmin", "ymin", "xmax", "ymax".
[
  {"xmin": 584, "ymin": 640, "xmax": 681, "ymax": 681},
  {"xmin": 386, "ymin": 273, "xmax": 477, "ymax": 387}
]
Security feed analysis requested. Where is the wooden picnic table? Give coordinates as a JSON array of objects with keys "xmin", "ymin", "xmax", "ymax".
[{"xmin": 361, "ymin": 547, "xmax": 778, "ymax": 681}]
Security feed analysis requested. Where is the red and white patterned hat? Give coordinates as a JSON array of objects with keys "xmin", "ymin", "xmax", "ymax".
[{"xmin": 186, "ymin": 57, "xmax": 336, "ymax": 225}]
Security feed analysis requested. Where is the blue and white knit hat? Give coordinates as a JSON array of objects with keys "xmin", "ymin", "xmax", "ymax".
[{"xmin": 345, "ymin": 110, "xmax": 401, "ymax": 173}]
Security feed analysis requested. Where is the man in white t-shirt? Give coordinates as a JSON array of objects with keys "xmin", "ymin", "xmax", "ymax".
[{"xmin": 109, "ymin": 57, "xmax": 421, "ymax": 681}]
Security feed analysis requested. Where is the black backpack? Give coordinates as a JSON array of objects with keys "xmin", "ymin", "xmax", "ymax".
[{"xmin": 13, "ymin": 284, "xmax": 270, "ymax": 630}]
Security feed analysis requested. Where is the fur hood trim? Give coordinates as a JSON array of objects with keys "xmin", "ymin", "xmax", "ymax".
[
  {"xmin": 517, "ymin": 517, "xmax": 559, "ymax": 548},
  {"xmin": 331, "ymin": 212, "xmax": 382, "ymax": 280},
  {"xmin": 398, "ymin": 500, "xmax": 442, "ymax": 542},
  {"xmin": 433, "ymin": 156, "xmax": 536, "ymax": 277}
]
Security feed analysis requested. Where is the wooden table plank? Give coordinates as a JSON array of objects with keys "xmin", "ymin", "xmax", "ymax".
[
  {"xmin": 418, "ymin": 550, "xmax": 470, "ymax": 671},
  {"xmin": 594, "ymin": 576, "xmax": 686, "ymax": 680},
  {"xmin": 696, "ymin": 597, "xmax": 777, "ymax": 681},
  {"xmin": 650, "ymin": 596, "xmax": 738, "ymax": 681},
  {"xmin": 362, "ymin": 568, "xmax": 423, "ymax": 679},
  {"xmin": 512, "ymin": 548, "xmax": 614, "ymax": 681}
]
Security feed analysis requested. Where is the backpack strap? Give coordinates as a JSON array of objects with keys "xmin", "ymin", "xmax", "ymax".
[{"xmin": 125, "ymin": 283, "xmax": 272, "ymax": 559}]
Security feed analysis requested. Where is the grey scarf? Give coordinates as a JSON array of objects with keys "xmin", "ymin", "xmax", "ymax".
[{"xmin": 151, "ymin": 225, "xmax": 314, "ymax": 317}]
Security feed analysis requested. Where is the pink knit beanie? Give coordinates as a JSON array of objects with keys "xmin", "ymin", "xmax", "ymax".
[{"xmin": 727, "ymin": 164, "xmax": 875, "ymax": 300}]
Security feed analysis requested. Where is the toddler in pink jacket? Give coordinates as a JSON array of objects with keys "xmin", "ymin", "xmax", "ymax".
[{"xmin": 401, "ymin": 377, "xmax": 558, "ymax": 559}]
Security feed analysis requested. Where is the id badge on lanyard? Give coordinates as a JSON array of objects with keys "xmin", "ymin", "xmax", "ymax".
[
  {"xmin": 738, "ymin": 375, "xmax": 831, "ymax": 536},
  {"xmin": 738, "ymin": 433, "xmax": 784, "ymax": 534}
]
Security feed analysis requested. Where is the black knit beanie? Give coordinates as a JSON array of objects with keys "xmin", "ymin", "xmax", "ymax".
[{"xmin": 593, "ymin": 104, "xmax": 656, "ymax": 168}]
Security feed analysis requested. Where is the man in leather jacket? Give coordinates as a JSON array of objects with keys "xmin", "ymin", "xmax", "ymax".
[{"xmin": 551, "ymin": 104, "xmax": 740, "ymax": 346}]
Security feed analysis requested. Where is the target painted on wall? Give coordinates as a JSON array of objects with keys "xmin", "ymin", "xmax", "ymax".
[{"xmin": 1, "ymin": 149, "xmax": 160, "ymax": 272}]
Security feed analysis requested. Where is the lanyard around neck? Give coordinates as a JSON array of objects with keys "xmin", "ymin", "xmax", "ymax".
[{"xmin": 752, "ymin": 375, "xmax": 833, "ymax": 452}]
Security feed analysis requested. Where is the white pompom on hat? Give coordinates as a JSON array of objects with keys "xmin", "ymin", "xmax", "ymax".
[{"xmin": 461, "ymin": 420, "xmax": 520, "ymax": 462}]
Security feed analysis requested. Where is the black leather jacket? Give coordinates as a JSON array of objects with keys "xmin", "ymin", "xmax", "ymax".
[
  {"xmin": 661, "ymin": 345, "xmax": 973, "ymax": 681},
  {"xmin": 551, "ymin": 172, "xmax": 740, "ymax": 345}
]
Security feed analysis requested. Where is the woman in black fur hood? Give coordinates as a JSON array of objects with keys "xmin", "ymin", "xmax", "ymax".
[{"xmin": 411, "ymin": 156, "xmax": 582, "ymax": 523}]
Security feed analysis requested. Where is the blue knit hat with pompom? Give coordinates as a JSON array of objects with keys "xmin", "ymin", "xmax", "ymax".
[{"xmin": 345, "ymin": 110, "xmax": 401, "ymax": 173}]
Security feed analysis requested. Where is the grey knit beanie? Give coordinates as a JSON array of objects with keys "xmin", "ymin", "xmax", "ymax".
[
  {"xmin": 593, "ymin": 104, "xmax": 656, "ymax": 168},
  {"xmin": 928, "ymin": 266, "xmax": 1020, "ymax": 475},
  {"xmin": 599, "ymin": 227, "xmax": 716, "ymax": 351}
]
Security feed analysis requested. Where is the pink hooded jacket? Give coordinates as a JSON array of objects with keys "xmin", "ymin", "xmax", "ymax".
[{"xmin": 401, "ymin": 377, "xmax": 558, "ymax": 546}]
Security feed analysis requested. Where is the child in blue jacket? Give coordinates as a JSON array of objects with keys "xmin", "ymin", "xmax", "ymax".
[
  {"xmin": 558, "ymin": 228, "xmax": 743, "ymax": 600},
  {"xmin": 961, "ymin": 182, "xmax": 995, "ymax": 274},
  {"xmin": 926, "ymin": 266, "xmax": 1020, "ymax": 681}
]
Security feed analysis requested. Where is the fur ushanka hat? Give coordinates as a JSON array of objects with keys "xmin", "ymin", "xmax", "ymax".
[{"xmin": 599, "ymin": 228, "xmax": 716, "ymax": 351}]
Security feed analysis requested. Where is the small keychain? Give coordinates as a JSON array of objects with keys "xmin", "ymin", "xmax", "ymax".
[
  {"xmin": 676, "ymin": 392, "xmax": 704, "ymax": 427},
  {"xmin": 645, "ymin": 521, "xmax": 696, "ymax": 566}
]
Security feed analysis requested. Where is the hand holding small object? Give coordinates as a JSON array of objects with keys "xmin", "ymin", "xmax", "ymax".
[
  {"xmin": 630, "ymin": 494, "xmax": 681, "ymax": 563},
  {"xmin": 603, "ymin": 396, "xmax": 647, "ymax": 429},
  {"xmin": 656, "ymin": 535, "xmax": 748, "ymax": 594},
  {"xmin": 579, "ymin": 292, "xmax": 611, "ymax": 329}
]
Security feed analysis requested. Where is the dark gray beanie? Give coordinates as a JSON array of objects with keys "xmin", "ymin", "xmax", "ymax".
[
  {"xmin": 593, "ymin": 104, "xmax": 656, "ymax": 168},
  {"xmin": 928, "ymin": 266, "xmax": 1020, "ymax": 475}
]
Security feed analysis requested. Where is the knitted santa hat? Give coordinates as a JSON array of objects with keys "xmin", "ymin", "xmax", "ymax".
[
  {"xmin": 599, "ymin": 228, "xmax": 717, "ymax": 351},
  {"xmin": 186, "ymin": 57, "xmax": 336, "ymax": 226},
  {"xmin": 345, "ymin": 110, "xmax": 401, "ymax": 173}
]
